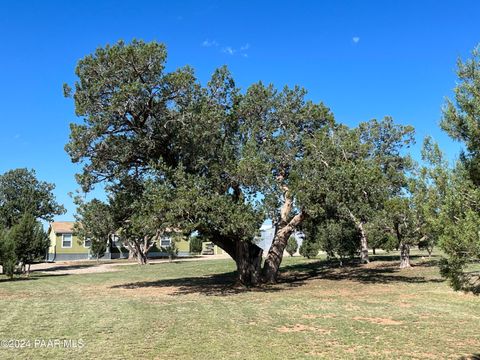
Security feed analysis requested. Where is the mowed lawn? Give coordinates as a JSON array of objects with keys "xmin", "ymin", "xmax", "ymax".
[{"xmin": 0, "ymin": 253, "xmax": 479, "ymax": 360}]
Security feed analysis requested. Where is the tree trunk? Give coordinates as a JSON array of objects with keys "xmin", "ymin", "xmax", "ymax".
[
  {"xmin": 372, "ymin": 247, "xmax": 376, "ymax": 255},
  {"xmin": 262, "ymin": 211, "xmax": 306, "ymax": 284},
  {"xmin": 234, "ymin": 241, "xmax": 263, "ymax": 287},
  {"xmin": 262, "ymin": 183, "xmax": 306, "ymax": 284},
  {"xmin": 399, "ymin": 241, "xmax": 411, "ymax": 269},
  {"xmin": 262, "ymin": 226, "xmax": 292, "ymax": 284},
  {"xmin": 136, "ymin": 250, "xmax": 148, "ymax": 265},
  {"xmin": 347, "ymin": 210, "xmax": 369, "ymax": 264}
]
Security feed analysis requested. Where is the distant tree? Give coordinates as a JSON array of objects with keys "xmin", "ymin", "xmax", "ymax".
[
  {"xmin": 74, "ymin": 198, "xmax": 115, "ymax": 259},
  {"xmin": 318, "ymin": 219, "xmax": 360, "ymax": 263},
  {"xmin": 286, "ymin": 236, "xmax": 298, "ymax": 257},
  {"xmin": 0, "ymin": 168, "xmax": 65, "ymax": 228},
  {"xmin": 162, "ymin": 236, "xmax": 179, "ymax": 261},
  {"xmin": 189, "ymin": 235, "xmax": 203, "ymax": 254},
  {"xmin": 8, "ymin": 213, "xmax": 49, "ymax": 275},
  {"xmin": 295, "ymin": 118, "xmax": 414, "ymax": 264},
  {"xmin": 366, "ymin": 211, "xmax": 398, "ymax": 254},
  {"xmin": 384, "ymin": 197, "xmax": 418, "ymax": 268},
  {"xmin": 410, "ymin": 137, "xmax": 449, "ymax": 258},
  {"xmin": 299, "ymin": 227, "xmax": 321, "ymax": 259}
]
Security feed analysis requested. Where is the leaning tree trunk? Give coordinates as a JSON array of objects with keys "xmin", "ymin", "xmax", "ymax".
[
  {"xmin": 262, "ymin": 192, "xmax": 306, "ymax": 284},
  {"xmin": 262, "ymin": 229, "xmax": 289, "ymax": 283},
  {"xmin": 347, "ymin": 210, "xmax": 369, "ymax": 264},
  {"xmin": 399, "ymin": 241, "xmax": 411, "ymax": 269}
]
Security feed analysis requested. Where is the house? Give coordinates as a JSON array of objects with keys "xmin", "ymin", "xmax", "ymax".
[
  {"xmin": 47, "ymin": 222, "xmax": 90, "ymax": 261},
  {"xmin": 256, "ymin": 224, "xmax": 304, "ymax": 256},
  {"xmin": 201, "ymin": 241, "xmax": 224, "ymax": 255},
  {"xmin": 46, "ymin": 221, "xmax": 191, "ymax": 261}
]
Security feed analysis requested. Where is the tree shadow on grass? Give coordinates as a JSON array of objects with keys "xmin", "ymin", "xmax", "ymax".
[
  {"xmin": 33, "ymin": 264, "xmax": 97, "ymax": 273},
  {"xmin": 110, "ymin": 257, "xmax": 444, "ymax": 296},
  {"xmin": 280, "ymin": 261, "xmax": 444, "ymax": 286},
  {"xmin": 459, "ymin": 355, "xmax": 480, "ymax": 360},
  {"xmin": 111, "ymin": 271, "xmax": 288, "ymax": 296}
]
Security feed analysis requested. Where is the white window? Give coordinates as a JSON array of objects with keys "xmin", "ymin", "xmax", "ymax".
[
  {"xmin": 84, "ymin": 238, "xmax": 92, "ymax": 248},
  {"xmin": 62, "ymin": 234, "xmax": 72, "ymax": 248},
  {"xmin": 160, "ymin": 237, "xmax": 171, "ymax": 248}
]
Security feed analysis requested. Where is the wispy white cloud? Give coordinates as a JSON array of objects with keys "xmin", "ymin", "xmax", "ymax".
[
  {"xmin": 202, "ymin": 39, "xmax": 219, "ymax": 47},
  {"xmin": 222, "ymin": 46, "xmax": 236, "ymax": 55},
  {"xmin": 352, "ymin": 36, "xmax": 360, "ymax": 44},
  {"xmin": 202, "ymin": 40, "xmax": 250, "ymax": 57}
]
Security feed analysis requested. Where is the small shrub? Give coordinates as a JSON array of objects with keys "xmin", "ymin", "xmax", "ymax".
[
  {"xmin": 162, "ymin": 239, "xmax": 179, "ymax": 261},
  {"xmin": 286, "ymin": 236, "xmax": 298, "ymax": 256},
  {"xmin": 299, "ymin": 239, "xmax": 320, "ymax": 259},
  {"xmin": 189, "ymin": 236, "xmax": 203, "ymax": 254}
]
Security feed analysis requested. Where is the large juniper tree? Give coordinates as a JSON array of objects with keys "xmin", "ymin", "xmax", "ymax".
[{"xmin": 65, "ymin": 40, "xmax": 334, "ymax": 285}]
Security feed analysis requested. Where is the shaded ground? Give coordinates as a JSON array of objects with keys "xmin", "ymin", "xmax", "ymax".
[{"xmin": 0, "ymin": 252, "xmax": 479, "ymax": 359}]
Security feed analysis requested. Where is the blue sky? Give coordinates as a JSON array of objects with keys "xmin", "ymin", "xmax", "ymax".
[{"xmin": 0, "ymin": 0, "xmax": 479, "ymax": 220}]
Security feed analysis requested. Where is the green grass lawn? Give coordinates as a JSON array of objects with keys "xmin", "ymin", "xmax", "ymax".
[{"xmin": 0, "ymin": 253, "xmax": 479, "ymax": 360}]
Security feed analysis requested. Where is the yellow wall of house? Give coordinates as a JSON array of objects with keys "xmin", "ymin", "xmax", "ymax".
[
  {"xmin": 48, "ymin": 233, "xmax": 89, "ymax": 254},
  {"xmin": 176, "ymin": 239, "xmax": 190, "ymax": 252}
]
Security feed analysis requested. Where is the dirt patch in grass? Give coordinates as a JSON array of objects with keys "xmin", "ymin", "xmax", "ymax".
[
  {"xmin": 302, "ymin": 314, "xmax": 337, "ymax": 319},
  {"xmin": 82, "ymin": 283, "xmax": 179, "ymax": 299},
  {"xmin": 277, "ymin": 324, "xmax": 332, "ymax": 334},
  {"xmin": 353, "ymin": 316, "xmax": 403, "ymax": 325}
]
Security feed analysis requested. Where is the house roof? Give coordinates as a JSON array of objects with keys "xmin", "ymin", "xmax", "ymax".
[{"xmin": 50, "ymin": 221, "xmax": 76, "ymax": 234}]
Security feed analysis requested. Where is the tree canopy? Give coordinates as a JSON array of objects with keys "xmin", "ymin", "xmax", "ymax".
[
  {"xmin": 63, "ymin": 39, "xmax": 480, "ymax": 292},
  {"xmin": 0, "ymin": 168, "xmax": 65, "ymax": 228}
]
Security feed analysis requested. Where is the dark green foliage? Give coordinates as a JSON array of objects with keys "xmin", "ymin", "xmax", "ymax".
[
  {"xmin": 189, "ymin": 235, "xmax": 203, "ymax": 254},
  {"xmin": 286, "ymin": 236, "xmax": 298, "ymax": 256},
  {"xmin": 64, "ymin": 39, "xmax": 336, "ymax": 284},
  {"xmin": 437, "ymin": 167, "xmax": 480, "ymax": 293},
  {"xmin": 295, "ymin": 118, "xmax": 414, "ymax": 264},
  {"xmin": 0, "ymin": 228, "xmax": 16, "ymax": 278},
  {"xmin": 74, "ymin": 198, "xmax": 115, "ymax": 259},
  {"xmin": 438, "ymin": 44, "xmax": 480, "ymax": 293},
  {"xmin": 8, "ymin": 213, "xmax": 49, "ymax": 273},
  {"xmin": 317, "ymin": 220, "xmax": 360, "ymax": 261},
  {"xmin": 441, "ymin": 45, "xmax": 480, "ymax": 186},
  {"xmin": 0, "ymin": 168, "xmax": 65, "ymax": 228},
  {"xmin": 366, "ymin": 215, "xmax": 398, "ymax": 252},
  {"xmin": 418, "ymin": 239, "xmax": 435, "ymax": 256},
  {"xmin": 299, "ymin": 237, "xmax": 320, "ymax": 259},
  {"xmin": 162, "ymin": 238, "xmax": 179, "ymax": 260}
]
